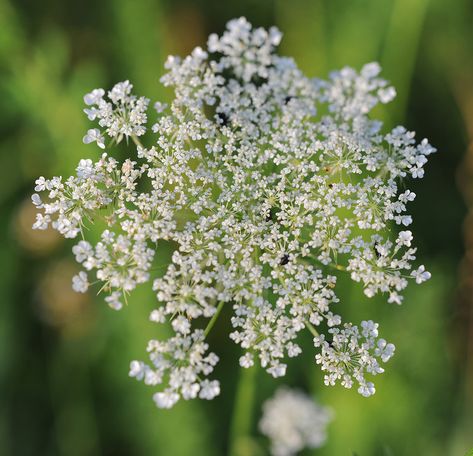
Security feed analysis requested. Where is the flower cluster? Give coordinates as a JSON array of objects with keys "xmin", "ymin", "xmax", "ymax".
[
  {"xmin": 129, "ymin": 330, "xmax": 220, "ymax": 408},
  {"xmin": 314, "ymin": 320, "xmax": 395, "ymax": 396},
  {"xmin": 32, "ymin": 18, "xmax": 434, "ymax": 407},
  {"xmin": 83, "ymin": 80, "xmax": 149, "ymax": 148},
  {"xmin": 259, "ymin": 387, "xmax": 332, "ymax": 456}
]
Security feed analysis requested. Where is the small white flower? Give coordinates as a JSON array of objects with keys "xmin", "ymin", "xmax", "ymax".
[
  {"xmin": 153, "ymin": 101, "xmax": 167, "ymax": 113},
  {"xmin": 375, "ymin": 339, "xmax": 396, "ymax": 362},
  {"xmin": 72, "ymin": 271, "xmax": 89, "ymax": 293},
  {"xmin": 149, "ymin": 308, "xmax": 166, "ymax": 323},
  {"xmin": 32, "ymin": 213, "xmax": 50, "ymax": 230},
  {"xmin": 153, "ymin": 390, "xmax": 180, "ymax": 409},
  {"xmin": 388, "ymin": 291, "xmax": 403, "ymax": 305},
  {"xmin": 105, "ymin": 291, "xmax": 123, "ymax": 310},
  {"xmin": 378, "ymin": 86, "xmax": 396, "ymax": 103},
  {"xmin": 239, "ymin": 353, "xmax": 254, "ymax": 368},
  {"xmin": 181, "ymin": 382, "xmax": 200, "ymax": 400},
  {"xmin": 72, "ymin": 240, "xmax": 93, "ymax": 263},
  {"xmin": 129, "ymin": 360, "xmax": 146, "ymax": 380},
  {"xmin": 108, "ymin": 80, "xmax": 132, "ymax": 103},
  {"xmin": 34, "ymin": 176, "xmax": 48, "ymax": 192},
  {"xmin": 84, "ymin": 88, "xmax": 105, "ymax": 105},
  {"xmin": 397, "ymin": 230, "xmax": 413, "ymax": 247},
  {"xmin": 268, "ymin": 363, "xmax": 287, "ymax": 378},
  {"xmin": 358, "ymin": 381, "xmax": 376, "ymax": 397},
  {"xmin": 76, "ymin": 159, "xmax": 95, "ymax": 180},
  {"xmin": 411, "ymin": 265, "xmax": 431, "ymax": 284},
  {"xmin": 198, "ymin": 380, "xmax": 220, "ymax": 400},
  {"xmin": 82, "ymin": 128, "xmax": 105, "ymax": 149},
  {"xmin": 361, "ymin": 62, "xmax": 381, "ymax": 78},
  {"xmin": 171, "ymin": 315, "xmax": 191, "ymax": 334},
  {"xmin": 31, "ymin": 193, "xmax": 42, "ymax": 207},
  {"xmin": 361, "ymin": 320, "xmax": 379, "ymax": 338}
]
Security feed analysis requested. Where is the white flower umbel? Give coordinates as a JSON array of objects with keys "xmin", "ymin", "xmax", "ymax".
[
  {"xmin": 83, "ymin": 80, "xmax": 149, "ymax": 145},
  {"xmin": 259, "ymin": 387, "xmax": 332, "ymax": 456},
  {"xmin": 32, "ymin": 18, "xmax": 434, "ymax": 408},
  {"xmin": 314, "ymin": 320, "xmax": 395, "ymax": 396}
]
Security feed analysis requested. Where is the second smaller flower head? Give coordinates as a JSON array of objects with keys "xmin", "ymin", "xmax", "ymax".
[{"xmin": 259, "ymin": 387, "xmax": 332, "ymax": 456}]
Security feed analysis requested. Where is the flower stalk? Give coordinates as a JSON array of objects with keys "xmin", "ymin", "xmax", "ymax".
[
  {"xmin": 204, "ymin": 301, "xmax": 225, "ymax": 338},
  {"xmin": 229, "ymin": 365, "xmax": 257, "ymax": 456}
]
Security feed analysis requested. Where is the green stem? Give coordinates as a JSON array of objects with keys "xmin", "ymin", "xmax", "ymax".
[
  {"xmin": 131, "ymin": 134, "xmax": 144, "ymax": 148},
  {"xmin": 228, "ymin": 365, "xmax": 257, "ymax": 456},
  {"xmin": 305, "ymin": 320, "xmax": 320, "ymax": 338},
  {"xmin": 204, "ymin": 301, "xmax": 225, "ymax": 338}
]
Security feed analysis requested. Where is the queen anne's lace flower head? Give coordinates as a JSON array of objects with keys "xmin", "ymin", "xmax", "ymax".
[
  {"xmin": 32, "ymin": 17, "xmax": 434, "ymax": 408},
  {"xmin": 259, "ymin": 387, "xmax": 332, "ymax": 456}
]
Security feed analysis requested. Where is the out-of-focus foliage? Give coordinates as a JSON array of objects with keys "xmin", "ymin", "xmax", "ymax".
[{"xmin": 0, "ymin": 0, "xmax": 471, "ymax": 455}]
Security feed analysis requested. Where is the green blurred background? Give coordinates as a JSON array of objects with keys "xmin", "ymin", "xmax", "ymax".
[{"xmin": 0, "ymin": 0, "xmax": 472, "ymax": 454}]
